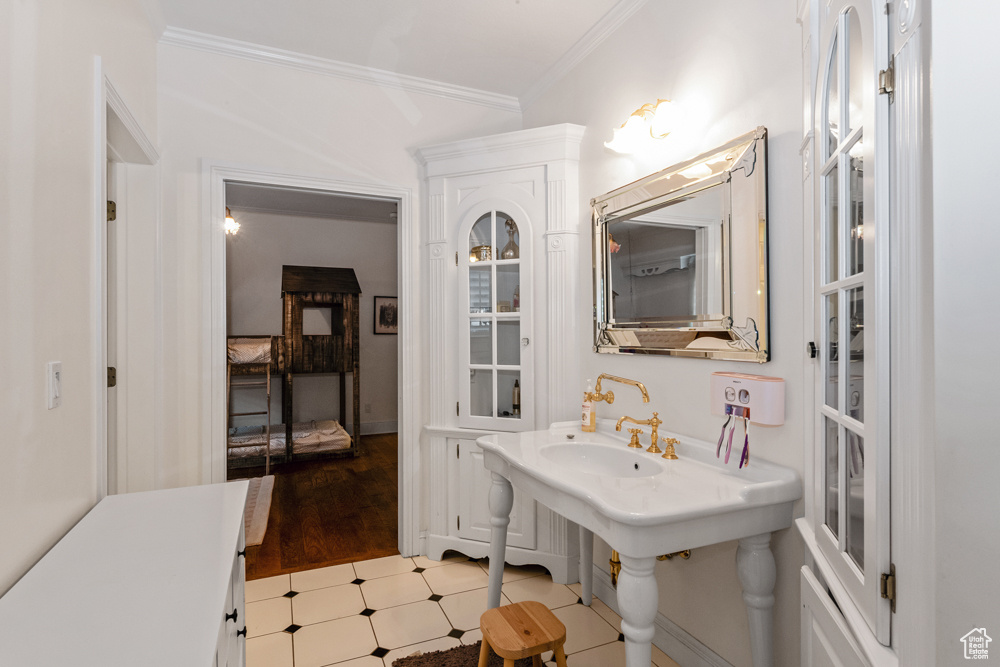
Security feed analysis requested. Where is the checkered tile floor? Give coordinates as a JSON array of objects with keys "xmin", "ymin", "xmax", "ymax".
[{"xmin": 245, "ymin": 554, "xmax": 681, "ymax": 667}]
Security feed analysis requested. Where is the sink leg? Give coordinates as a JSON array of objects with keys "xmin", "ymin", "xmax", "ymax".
[
  {"xmin": 617, "ymin": 554, "xmax": 657, "ymax": 667},
  {"xmin": 579, "ymin": 526, "xmax": 593, "ymax": 606},
  {"xmin": 486, "ymin": 472, "xmax": 513, "ymax": 609},
  {"xmin": 737, "ymin": 533, "xmax": 776, "ymax": 667}
]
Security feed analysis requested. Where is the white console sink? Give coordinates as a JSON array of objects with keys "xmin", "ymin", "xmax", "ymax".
[{"xmin": 477, "ymin": 420, "xmax": 801, "ymax": 667}]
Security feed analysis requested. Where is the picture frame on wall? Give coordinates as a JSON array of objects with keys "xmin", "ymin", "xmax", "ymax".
[{"xmin": 374, "ymin": 296, "xmax": 398, "ymax": 335}]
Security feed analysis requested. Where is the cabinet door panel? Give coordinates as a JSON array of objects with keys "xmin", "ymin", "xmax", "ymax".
[
  {"xmin": 452, "ymin": 439, "xmax": 536, "ymax": 550},
  {"xmin": 800, "ymin": 567, "xmax": 868, "ymax": 667}
]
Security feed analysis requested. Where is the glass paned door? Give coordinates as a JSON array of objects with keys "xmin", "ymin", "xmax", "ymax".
[
  {"xmin": 459, "ymin": 210, "xmax": 532, "ymax": 431},
  {"xmin": 814, "ymin": 0, "xmax": 890, "ymax": 645}
]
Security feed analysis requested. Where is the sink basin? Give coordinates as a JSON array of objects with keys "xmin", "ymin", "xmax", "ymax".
[{"xmin": 539, "ymin": 443, "xmax": 662, "ymax": 478}]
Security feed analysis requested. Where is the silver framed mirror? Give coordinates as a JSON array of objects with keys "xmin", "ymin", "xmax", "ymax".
[{"xmin": 592, "ymin": 127, "xmax": 769, "ymax": 362}]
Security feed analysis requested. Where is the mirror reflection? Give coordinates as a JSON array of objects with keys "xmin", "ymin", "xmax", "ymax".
[{"xmin": 592, "ymin": 127, "xmax": 770, "ymax": 361}]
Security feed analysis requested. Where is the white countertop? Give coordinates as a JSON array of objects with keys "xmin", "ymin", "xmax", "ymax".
[{"xmin": 0, "ymin": 481, "xmax": 248, "ymax": 666}]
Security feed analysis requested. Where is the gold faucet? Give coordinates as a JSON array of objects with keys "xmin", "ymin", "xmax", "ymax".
[
  {"xmin": 587, "ymin": 373, "xmax": 650, "ymax": 405},
  {"xmin": 616, "ymin": 412, "xmax": 663, "ymax": 453}
]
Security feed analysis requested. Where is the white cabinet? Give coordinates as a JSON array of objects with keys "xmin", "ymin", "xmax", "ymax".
[
  {"xmin": 417, "ymin": 125, "xmax": 585, "ymax": 582},
  {"xmin": 800, "ymin": 566, "xmax": 869, "ymax": 667},
  {"xmin": 0, "ymin": 482, "xmax": 249, "ymax": 667}
]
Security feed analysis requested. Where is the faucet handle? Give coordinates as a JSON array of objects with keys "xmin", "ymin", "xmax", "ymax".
[
  {"xmin": 661, "ymin": 437, "xmax": 680, "ymax": 460},
  {"xmin": 626, "ymin": 428, "xmax": 644, "ymax": 448}
]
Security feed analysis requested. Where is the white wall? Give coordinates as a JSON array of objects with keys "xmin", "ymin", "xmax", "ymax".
[
  {"xmin": 156, "ymin": 43, "xmax": 522, "ymax": 487},
  {"xmin": 522, "ymin": 2, "xmax": 804, "ymax": 665},
  {"xmin": 226, "ymin": 210, "xmax": 398, "ymax": 430},
  {"xmin": 931, "ymin": 1, "xmax": 1000, "ymax": 661},
  {"xmin": 0, "ymin": 0, "xmax": 158, "ymax": 593}
]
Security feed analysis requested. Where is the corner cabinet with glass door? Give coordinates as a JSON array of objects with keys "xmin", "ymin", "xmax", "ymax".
[
  {"xmin": 417, "ymin": 125, "xmax": 585, "ymax": 583},
  {"xmin": 800, "ymin": 2, "xmax": 894, "ymax": 666},
  {"xmin": 461, "ymin": 210, "xmax": 532, "ymax": 430}
]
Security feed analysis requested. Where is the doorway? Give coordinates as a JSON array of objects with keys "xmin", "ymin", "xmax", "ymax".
[{"xmin": 203, "ymin": 163, "xmax": 418, "ymax": 577}]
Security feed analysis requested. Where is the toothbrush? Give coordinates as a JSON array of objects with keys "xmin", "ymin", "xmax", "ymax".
[
  {"xmin": 740, "ymin": 419, "xmax": 750, "ymax": 468},
  {"xmin": 725, "ymin": 419, "xmax": 736, "ymax": 463},
  {"xmin": 717, "ymin": 415, "xmax": 732, "ymax": 458}
]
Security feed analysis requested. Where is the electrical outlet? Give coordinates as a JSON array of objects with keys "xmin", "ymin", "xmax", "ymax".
[{"xmin": 47, "ymin": 361, "xmax": 62, "ymax": 409}]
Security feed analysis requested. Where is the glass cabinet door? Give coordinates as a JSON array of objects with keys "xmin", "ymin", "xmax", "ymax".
[
  {"xmin": 459, "ymin": 210, "xmax": 532, "ymax": 431},
  {"xmin": 813, "ymin": 0, "xmax": 890, "ymax": 645}
]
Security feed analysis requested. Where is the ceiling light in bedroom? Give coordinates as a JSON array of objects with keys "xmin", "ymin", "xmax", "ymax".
[{"xmin": 225, "ymin": 207, "xmax": 240, "ymax": 235}]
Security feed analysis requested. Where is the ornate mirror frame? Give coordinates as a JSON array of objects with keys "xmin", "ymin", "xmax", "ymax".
[{"xmin": 592, "ymin": 126, "xmax": 770, "ymax": 362}]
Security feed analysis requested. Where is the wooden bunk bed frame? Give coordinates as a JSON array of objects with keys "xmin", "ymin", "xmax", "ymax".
[{"xmin": 280, "ymin": 265, "xmax": 362, "ymax": 460}]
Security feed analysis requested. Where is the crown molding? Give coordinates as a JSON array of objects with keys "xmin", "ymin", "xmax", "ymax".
[
  {"xmin": 519, "ymin": 0, "xmax": 647, "ymax": 110},
  {"xmin": 160, "ymin": 27, "xmax": 522, "ymax": 114}
]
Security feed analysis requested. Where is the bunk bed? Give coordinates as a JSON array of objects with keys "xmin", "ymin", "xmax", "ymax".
[
  {"xmin": 226, "ymin": 265, "xmax": 362, "ymax": 471},
  {"xmin": 280, "ymin": 265, "xmax": 362, "ymax": 460}
]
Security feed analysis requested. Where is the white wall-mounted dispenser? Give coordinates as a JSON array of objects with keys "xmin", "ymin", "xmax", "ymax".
[{"xmin": 710, "ymin": 372, "xmax": 785, "ymax": 425}]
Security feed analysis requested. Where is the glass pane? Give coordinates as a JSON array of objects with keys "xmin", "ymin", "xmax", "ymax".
[
  {"xmin": 846, "ymin": 431, "xmax": 865, "ymax": 568},
  {"xmin": 824, "ymin": 165, "xmax": 840, "ymax": 283},
  {"xmin": 824, "ymin": 292, "xmax": 839, "ymax": 409},
  {"xmin": 846, "ymin": 8, "xmax": 864, "ymax": 135},
  {"xmin": 497, "ymin": 320, "xmax": 520, "ymax": 366},
  {"xmin": 496, "ymin": 264, "xmax": 520, "ymax": 313},
  {"xmin": 848, "ymin": 286, "xmax": 864, "ymax": 422},
  {"xmin": 469, "ymin": 213, "xmax": 493, "ymax": 262},
  {"xmin": 470, "ymin": 369, "xmax": 494, "ymax": 417},
  {"xmin": 470, "ymin": 319, "xmax": 492, "ymax": 365},
  {"xmin": 825, "ymin": 416, "xmax": 840, "ymax": 539},
  {"xmin": 497, "ymin": 212, "xmax": 520, "ymax": 260},
  {"xmin": 824, "ymin": 34, "xmax": 840, "ymax": 159},
  {"xmin": 469, "ymin": 265, "xmax": 492, "ymax": 313},
  {"xmin": 848, "ymin": 139, "xmax": 864, "ymax": 275},
  {"xmin": 497, "ymin": 369, "xmax": 521, "ymax": 420}
]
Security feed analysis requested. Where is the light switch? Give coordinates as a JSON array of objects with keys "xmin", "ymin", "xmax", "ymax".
[{"xmin": 47, "ymin": 361, "xmax": 62, "ymax": 409}]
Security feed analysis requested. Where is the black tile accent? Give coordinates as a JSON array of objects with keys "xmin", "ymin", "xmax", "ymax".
[
  {"xmin": 447, "ymin": 628, "xmax": 465, "ymax": 639},
  {"xmin": 352, "ymin": 578, "xmax": 365, "ymax": 585},
  {"xmin": 360, "ymin": 608, "xmax": 376, "ymax": 617},
  {"xmin": 413, "ymin": 567, "xmax": 426, "ymax": 573},
  {"xmin": 284, "ymin": 624, "xmax": 302, "ymax": 634},
  {"xmin": 283, "ymin": 591, "xmax": 299, "ymax": 598},
  {"xmin": 371, "ymin": 647, "xmax": 389, "ymax": 658},
  {"xmin": 618, "ymin": 633, "xmax": 625, "ymax": 642},
  {"xmin": 428, "ymin": 594, "xmax": 443, "ymax": 602},
  {"xmin": 576, "ymin": 597, "xmax": 583, "ymax": 604}
]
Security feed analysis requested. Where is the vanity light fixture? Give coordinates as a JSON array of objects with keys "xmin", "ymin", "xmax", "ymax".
[
  {"xmin": 224, "ymin": 207, "xmax": 240, "ymax": 235},
  {"xmin": 605, "ymin": 99, "xmax": 678, "ymax": 154}
]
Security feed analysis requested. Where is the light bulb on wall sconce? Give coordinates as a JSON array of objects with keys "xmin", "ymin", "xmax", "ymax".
[
  {"xmin": 605, "ymin": 99, "xmax": 679, "ymax": 154},
  {"xmin": 224, "ymin": 207, "xmax": 240, "ymax": 235}
]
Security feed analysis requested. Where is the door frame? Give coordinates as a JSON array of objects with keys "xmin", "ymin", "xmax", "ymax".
[
  {"xmin": 93, "ymin": 59, "xmax": 159, "ymax": 499},
  {"xmin": 202, "ymin": 162, "xmax": 418, "ymax": 555}
]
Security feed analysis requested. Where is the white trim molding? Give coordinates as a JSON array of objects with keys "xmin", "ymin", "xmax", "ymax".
[
  {"xmin": 161, "ymin": 27, "xmax": 521, "ymax": 114},
  {"xmin": 200, "ymin": 162, "xmax": 419, "ymax": 555},
  {"xmin": 520, "ymin": 0, "xmax": 648, "ymax": 109}
]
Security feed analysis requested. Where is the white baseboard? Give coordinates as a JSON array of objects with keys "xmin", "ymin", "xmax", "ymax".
[
  {"xmin": 348, "ymin": 421, "xmax": 397, "ymax": 435},
  {"xmin": 591, "ymin": 564, "xmax": 734, "ymax": 667}
]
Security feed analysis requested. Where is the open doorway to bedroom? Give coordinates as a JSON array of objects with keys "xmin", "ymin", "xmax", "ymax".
[{"xmin": 223, "ymin": 181, "xmax": 400, "ymax": 579}]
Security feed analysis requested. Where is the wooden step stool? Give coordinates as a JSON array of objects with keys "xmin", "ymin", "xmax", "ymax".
[{"xmin": 478, "ymin": 601, "xmax": 568, "ymax": 667}]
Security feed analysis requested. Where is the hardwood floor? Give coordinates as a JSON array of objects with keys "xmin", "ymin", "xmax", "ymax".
[{"xmin": 229, "ymin": 433, "xmax": 399, "ymax": 580}]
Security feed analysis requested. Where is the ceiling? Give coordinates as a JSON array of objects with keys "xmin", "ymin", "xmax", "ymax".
[
  {"xmin": 226, "ymin": 183, "xmax": 398, "ymax": 223},
  {"xmin": 153, "ymin": 0, "xmax": 635, "ymax": 100}
]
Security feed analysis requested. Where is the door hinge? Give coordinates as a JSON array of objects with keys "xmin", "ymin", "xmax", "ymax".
[
  {"xmin": 880, "ymin": 564, "xmax": 896, "ymax": 613},
  {"xmin": 878, "ymin": 57, "xmax": 895, "ymax": 102},
  {"xmin": 807, "ymin": 341, "xmax": 818, "ymax": 358},
  {"xmin": 107, "ymin": 366, "xmax": 117, "ymax": 388},
  {"xmin": 455, "ymin": 252, "xmax": 458, "ymax": 266},
  {"xmin": 456, "ymin": 443, "xmax": 460, "ymax": 459},
  {"xmin": 107, "ymin": 200, "xmax": 117, "ymax": 222},
  {"xmin": 457, "ymin": 515, "xmax": 461, "ymax": 531},
  {"xmin": 457, "ymin": 401, "xmax": 460, "ymax": 416}
]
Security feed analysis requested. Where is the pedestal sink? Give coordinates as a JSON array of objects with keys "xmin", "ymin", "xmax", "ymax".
[{"xmin": 477, "ymin": 421, "xmax": 801, "ymax": 667}]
